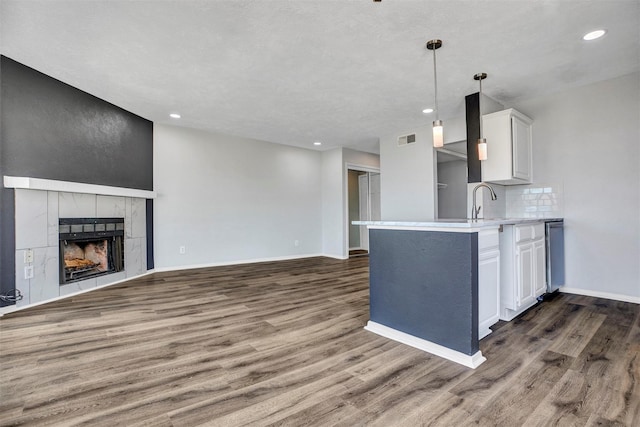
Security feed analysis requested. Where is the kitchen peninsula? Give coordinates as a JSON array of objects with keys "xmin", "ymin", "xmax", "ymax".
[{"xmin": 354, "ymin": 218, "xmax": 555, "ymax": 369}]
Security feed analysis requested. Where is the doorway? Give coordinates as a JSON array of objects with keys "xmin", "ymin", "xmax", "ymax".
[
  {"xmin": 436, "ymin": 141, "xmax": 468, "ymax": 219},
  {"xmin": 347, "ymin": 169, "xmax": 381, "ymax": 257}
]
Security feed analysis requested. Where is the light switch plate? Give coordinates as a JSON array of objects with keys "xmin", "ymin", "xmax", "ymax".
[{"xmin": 24, "ymin": 265, "xmax": 34, "ymax": 279}]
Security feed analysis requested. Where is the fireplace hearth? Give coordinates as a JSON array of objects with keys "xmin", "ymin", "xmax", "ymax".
[{"xmin": 59, "ymin": 218, "xmax": 125, "ymax": 284}]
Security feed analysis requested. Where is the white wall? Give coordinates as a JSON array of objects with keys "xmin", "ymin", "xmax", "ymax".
[
  {"xmin": 379, "ymin": 114, "xmax": 472, "ymax": 221},
  {"xmin": 154, "ymin": 125, "xmax": 323, "ymax": 269},
  {"xmin": 321, "ymin": 148, "xmax": 344, "ymax": 258},
  {"xmin": 380, "ymin": 125, "xmax": 436, "ymax": 221},
  {"xmin": 321, "ymin": 147, "xmax": 380, "ymax": 258},
  {"xmin": 512, "ymin": 72, "xmax": 640, "ymax": 301},
  {"xmin": 343, "ymin": 148, "xmax": 380, "ymax": 168}
]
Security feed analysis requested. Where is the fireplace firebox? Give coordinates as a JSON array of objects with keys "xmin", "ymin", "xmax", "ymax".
[{"xmin": 59, "ymin": 218, "xmax": 125, "ymax": 285}]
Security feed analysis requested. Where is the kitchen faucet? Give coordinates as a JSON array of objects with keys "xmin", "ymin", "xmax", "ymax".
[{"xmin": 471, "ymin": 183, "xmax": 497, "ymax": 220}]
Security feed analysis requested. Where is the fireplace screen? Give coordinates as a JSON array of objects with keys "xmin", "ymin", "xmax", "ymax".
[{"xmin": 59, "ymin": 218, "xmax": 124, "ymax": 284}]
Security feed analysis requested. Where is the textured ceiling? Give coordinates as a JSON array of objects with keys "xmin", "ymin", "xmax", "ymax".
[{"xmin": 1, "ymin": 1, "xmax": 639, "ymax": 154}]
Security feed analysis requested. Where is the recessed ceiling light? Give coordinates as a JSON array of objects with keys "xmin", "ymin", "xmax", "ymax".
[
  {"xmin": 313, "ymin": 141, "xmax": 322, "ymax": 146},
  {"xmin": 169, "ymin": 113, "xmax": 181, "ymax": 119},
  {"xmin": 422, "ymin": 108, "xmax": 434, "ymax": 114},
  {"xmin": 583, "ymin": 29, "xmax": 606, "ymax": 41}
]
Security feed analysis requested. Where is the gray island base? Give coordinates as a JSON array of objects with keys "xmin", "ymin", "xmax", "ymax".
[
  {"xmin": 365, "ymin": 226, "xmax": 485, "ymax": 368},
  {"xmin": 357, "ymin": 218, "xmax": 558, "ymax": 369}
]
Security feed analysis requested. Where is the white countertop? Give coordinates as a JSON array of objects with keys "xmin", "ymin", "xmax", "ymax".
[{"xmin": 353, "ymin": 218, "xmax": 562, "ymax": 231}]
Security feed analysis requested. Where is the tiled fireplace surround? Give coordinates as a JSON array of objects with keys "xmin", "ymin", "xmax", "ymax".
[{"xmin": 13, "ymin": 189, "xmax": 147, "ymax": 308}]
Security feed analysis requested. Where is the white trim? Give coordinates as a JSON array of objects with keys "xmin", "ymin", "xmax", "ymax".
[
  {"xmin": 4, "ymin": 176, "xmax": 156, "ymax": 199},
  {"xmin": 345, "ymin": 163, "xmax": 380, "ymax": 174},
  {"xmin": 560, "ymin": 287, "xmax": 640, "ymax": 305},
  {"xmin": 364, "ymin": 321, "xmax": 486, "ymax": 369},
  {"xmin": 152, "ymin": 253, "xmax": 331, "ymax": 273},
  {"xmin": 0, "ymin": 271, "xmax": 154, "ymax": 317}
]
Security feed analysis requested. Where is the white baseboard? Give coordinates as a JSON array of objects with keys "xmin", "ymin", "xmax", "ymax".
[
  {"xmin": 152, "ymin": 253, "xmax": 329, "ymax": 273},
  {"xmin": 364, "ymin": 321, "xmax": 486, "ymax": 369},
  {"xmin": 560, "ymin": 287, "xmax": 640, "ymax": 305},
  {"xmin": 0, "ymin": 271, "xmax": 154, "ymax": 317}
]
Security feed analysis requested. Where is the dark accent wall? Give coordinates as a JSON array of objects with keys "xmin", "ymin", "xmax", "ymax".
[
  {"xmin": 369, "ymin": 229, "xmax": 479, "ymax": 355},
  {"xmin": 146, "ymin": 199, "xmax": 154, "ymax": 270},
  {"xmin": 0, "ymin": 56, "xmax": 154, "ymax": 306},
  {"xmin": 0, "ymin": 189, "xmax": 15, "ymax": 306},
  {"xmin": 1, "ymin": 56, "xmax": 153, "ymax": 189},
  {"xmin": 466, "ymin": 92, "xmax": 482, "ymax": 183}
]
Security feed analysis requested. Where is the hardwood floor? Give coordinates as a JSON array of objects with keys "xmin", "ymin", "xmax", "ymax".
[{"xmin": 1, "ymin": 256, "xmax": 638, "ymax": 426}]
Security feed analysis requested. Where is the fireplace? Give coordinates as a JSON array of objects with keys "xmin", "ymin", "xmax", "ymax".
[{"xmin": 59, "ymin": 218, "xmax": 125, "ymax": 284}]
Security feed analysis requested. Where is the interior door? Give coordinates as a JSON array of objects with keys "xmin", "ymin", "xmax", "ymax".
[
  {"xmin": 357, "ymin": 172, "xmax": 381, "ymax": 252},
  {"xmin": 358, "ymin": 174, "xmax": 369, "ymax": 250}
]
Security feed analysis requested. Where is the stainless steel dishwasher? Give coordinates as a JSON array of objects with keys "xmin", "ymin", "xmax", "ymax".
[{"xmin": 545, "ymin": 219, "xmax": 565, "ymax": 293}]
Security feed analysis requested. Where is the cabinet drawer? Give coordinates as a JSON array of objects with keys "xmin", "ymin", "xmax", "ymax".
[
  {"xmin": 515, "ymin": 225, "xmax": 534, "ymax": 242},
  {"xmin": 478, "ymin": 229, "xmax": 500, "ymax": 251},
  {"xmin": 515, "ymin": 223, "xmax": 544, "ymax": 243},
  {"xmin": 532, "ymin": 223, "xmax": 545, "ymax": 240}
]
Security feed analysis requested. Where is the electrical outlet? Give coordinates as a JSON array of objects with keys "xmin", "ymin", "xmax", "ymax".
[
  {"xmin": 294, "ymin": 240, "xmax": 299, "ymax": 247},
  {"xmin": 179, "ymin": 246, "xmax": 186, "ymax": 254},
  {"xmin": 24, "ymin": 266, "xmax": 34, "ymax": 279},
  {"xmin": 24, "ymin": 249, "xmax": 34, "ymax": 263}
]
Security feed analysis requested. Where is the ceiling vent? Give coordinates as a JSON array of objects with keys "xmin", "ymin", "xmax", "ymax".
[{"xmin": 397, "ymin": 133, "xmax": 416, "ymax": 146}]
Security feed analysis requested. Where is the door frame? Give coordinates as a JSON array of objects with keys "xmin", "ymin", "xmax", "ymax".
[{"xmin": 344, "ymin": 163, "xmax": 381, "ymax": 257}]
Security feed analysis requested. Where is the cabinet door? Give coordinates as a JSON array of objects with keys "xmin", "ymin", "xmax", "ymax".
[
  {"xmin": 533, "ymin": 239, "xmax": 547, "ymax": 297},
  {"xmin": 512, "ymin": 116, "xmax": 532, "ymax": 182},
  {"xmin": 478, "ymin": 249, "xmax": 500, "ymax": 338},
  {"xmin": 516, "ymin": 242, "xmax": 535, "ymax": 308}
]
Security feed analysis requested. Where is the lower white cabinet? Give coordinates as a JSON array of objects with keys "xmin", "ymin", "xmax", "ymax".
[
  {"xmin": 500, "ymin": 222, "xmax": 546, "ymax": 321},
  {"xmin": 478, "ymin": 229, "xmax": 501, "ymax": 339}
]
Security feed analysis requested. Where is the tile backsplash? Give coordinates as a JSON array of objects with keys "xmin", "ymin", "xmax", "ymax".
[{"xmin": 506, "ymin": 183, "xmax": 564, "ymax": 218}]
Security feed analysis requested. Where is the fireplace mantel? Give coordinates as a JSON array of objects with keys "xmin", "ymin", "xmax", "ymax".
[{"xmin": 4, "ymin": 176, "xmax": 156, "ymax": 199}]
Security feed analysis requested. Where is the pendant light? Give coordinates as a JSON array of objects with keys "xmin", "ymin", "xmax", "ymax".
[
  {"xmin": 426, "ymin": 39, "xmax": 443, "ymax": 148},
  {"xmin": 475, "ymin": 72, "xmax": 488, "ymax": 161}
]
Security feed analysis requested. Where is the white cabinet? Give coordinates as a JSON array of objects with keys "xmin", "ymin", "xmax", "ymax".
[
  {"xmin": 478, "ymin": 229, "xmax": 500, "ymax": 339},
  {"xmin": 533, "ymin": 238, "xmax": 547, "ymax": 297},
  {"xmin": 499, "ymin": 222, "xmax": 546, "ymax": 321},
  {"xmin": 481, "ymin": 109, "xmax": 533, "ymax": 185},
  {"xmin": 515, "ymin": 242, "xmax": 535, "ymax": 308}
]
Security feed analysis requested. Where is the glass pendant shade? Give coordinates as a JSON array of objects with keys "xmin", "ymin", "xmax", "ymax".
[
  {"xmin": 433, "ymin": 120, "xmax": 444, "ymax": 148},
  {"xmin": 478, "ymin": 138, "xmax": 487, "ymax": 161},
  {"xmin": 427, "ymin": 39, "xmax": 443, "ymax": 148},
  {"xmin": 475, "ymin": 72, "xmax": 488, "ymax": 161}
]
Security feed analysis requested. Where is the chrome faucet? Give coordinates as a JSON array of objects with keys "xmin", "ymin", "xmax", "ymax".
[{"xmin": 471, "ymin": 183, "xmax": 497, "ymax": 220}]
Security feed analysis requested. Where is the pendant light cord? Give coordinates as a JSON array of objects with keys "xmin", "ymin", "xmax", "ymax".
[
  {"xmin": 478, "ymin": 77, "xmax": 483, "ymax": 138},
  {"xmin": 433, "ymin": 48, "xmax": 439, "ymax": 121}
]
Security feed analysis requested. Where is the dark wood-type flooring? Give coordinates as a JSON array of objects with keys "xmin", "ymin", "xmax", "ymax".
[{"xmin": 1, "ymin": 256, "xmax": 638, "ymax": 426}]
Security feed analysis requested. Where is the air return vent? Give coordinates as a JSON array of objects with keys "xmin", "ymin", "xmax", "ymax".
[{"xmin": 397, "ymin": 134, "xmax": 416, "ymax": 146}]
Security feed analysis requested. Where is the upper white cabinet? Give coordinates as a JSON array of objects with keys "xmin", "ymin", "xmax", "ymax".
[{"xmin": 481, "ymin": 109, "xmax": 533, "ymax": 185}]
